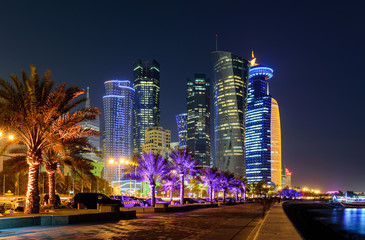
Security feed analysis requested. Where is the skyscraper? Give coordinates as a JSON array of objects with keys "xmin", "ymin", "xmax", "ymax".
[
  {"xmin": 133, "ymin": 59, "xmax": 160, "ymax": 155},
  {"xmin": 212, "ymin": 51, "xmax": 249, "ymax": 177},
  {"xmin": 176, "ymin": 113, "xmax": 188, "ymax": 148},
  {"xmin": 103, "ymin": 80, "xmax": 134, "ymax": 183},
  {"xmin": 78, "ymin": 87, "xmax": 103, "ymax": 178},
  {"xmin": 186, "ymin": 74, "xmax": 211, "ymax": 167},
  {"xmin": 245, "ymin": 54, "xmax": 282, "ymax": 187}
]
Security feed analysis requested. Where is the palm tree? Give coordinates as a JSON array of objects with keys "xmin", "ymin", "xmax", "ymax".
[
  {"xmin": 0, "ymin": 65, "xmax": 99, "ymax": 213},
  {"xmin": 169, "ymin": 148, "xmax": 197, "ymax": 205},
  {"xmin": 217, "ymin": 171, "xmax": 235, "ymax": 203},
  {"xmin": 160, "ymin": 173, "xmax": 179, "ymax": 203},
  {"xmin": 236, "ymin": 176, "xmax": 247, "ymax": 201},
  {"xmin": 136, "ymin": 151, "xmax": 169, "ymax": 207},
  {"xmin": 43, "ymin": 130, "xmax": 99, "ymax": 206},
  {"xmin": 201, "ymin": 167, "xmax": 219, "ymax": 203}
]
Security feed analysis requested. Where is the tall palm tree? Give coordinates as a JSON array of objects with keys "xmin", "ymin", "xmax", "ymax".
[
  {"xmin": 169, "ymin": 148, "xmax": 197, "ymax": 205},
  {"xmin": 136, "ymin": 151, "xmax": 169, "ymax": 207},
  {"xmin": 201, "ymin": 167, "xmax": 219, "ymax": 203},
  {"xmin": 0, "ymin": 65, "xmax": 99, "ymax": 213}
]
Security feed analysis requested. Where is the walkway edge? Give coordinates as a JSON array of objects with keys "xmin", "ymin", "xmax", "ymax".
[{"xmin": 0, "ymin": 210, "xmax": 136, "ymax": 229}]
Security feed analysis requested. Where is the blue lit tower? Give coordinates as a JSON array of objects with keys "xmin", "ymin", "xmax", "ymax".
[
  {"xmin": 103, "ymin": 80, "xmax": 134, "ymax": 183},
  {"xmin": 133, "ymin": 59, "xmax": 160, "ymax": 155},
  {"xmin": 245, "ymin": 53, "xmax": 281, "ymax": 187},
  {"xmin": 186, "ymin": 74, "xmax": 211, "ymax": 167},
  {"xmin": 212, "ymin": 51, "xmax": 249, "ymax": 177},
  {"xmin": 176, "ymin": 113, "xmax": 187, "ymax": 148}
]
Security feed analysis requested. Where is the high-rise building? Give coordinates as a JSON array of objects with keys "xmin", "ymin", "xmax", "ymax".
[
  {"xmin": 212, "ymin": 51, "xmax": 249, "ymax": 177},
  {"xmin": 176, "ymin": 113, "xmax": 187, "ymax": 148},
  {"xmin": 103, "ymin": 80, "xmax": 134, "ymax": 183},
  {"xmin": 186, "ymin": 74, "xmax": 211, "ymax": 167},
  {"xmin": 285, "ymin": 168, "xmax": 292, "ymax": 188},
  {"xmin": 245, "ymin": 53, "xmax": 282, "ymax": 187},
  {"xmin": 133, "ymin": 59, "xmax": 160, "ymax": 155},
  {"xmin": 142, "ymin": 126, "xmax": 171, "ymax": 157},
  {"xmin": 79, "ymin": 87, "xmax": 104, "ymax": 178}
]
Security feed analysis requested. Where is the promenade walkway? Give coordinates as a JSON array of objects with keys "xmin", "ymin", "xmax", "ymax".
[
  {"xmin": 250, "ymin": 202, "xmax": 302, "ymax": 240},
  {"xmin": 0, "ymin": 202, "xmax": 302, "ymax": 239}
]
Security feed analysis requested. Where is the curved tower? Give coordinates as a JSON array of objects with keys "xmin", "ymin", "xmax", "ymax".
[
  {"xmin": 212, "ymin": 51, "xmax": 249, "ymax": 177},
  {"xmin": 103, "ymin": 80, "xmax": 134, "ymax": 183},
  {"xmin": 245, "ymin": 53, "xmax": 281, "ymax": 187}
]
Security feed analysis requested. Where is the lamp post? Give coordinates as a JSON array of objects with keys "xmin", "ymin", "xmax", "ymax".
[{"xmin": 109, "ymin": 158, "xmax": 127, "ymax": 194}]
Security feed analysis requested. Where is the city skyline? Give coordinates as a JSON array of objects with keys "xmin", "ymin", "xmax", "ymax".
[{"xmin": 1, "ymin": 1, "xmax": 364, "ymax": 192}]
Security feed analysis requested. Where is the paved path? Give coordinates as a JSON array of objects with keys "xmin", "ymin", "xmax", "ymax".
[
  {"xmin": 253, "ymin": 202, "xmax": 302, "ymax": 240},
  {"xmin": 0, "ymin": 203, "xmax": 263, "ymax": 240}
]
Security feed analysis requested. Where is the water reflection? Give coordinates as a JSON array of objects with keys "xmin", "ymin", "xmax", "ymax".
[{"xmin": 328, "ymin": 208, "xmax": 365, "ymax": 236}]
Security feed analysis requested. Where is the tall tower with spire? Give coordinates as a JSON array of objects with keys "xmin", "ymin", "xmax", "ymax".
[{"xmin": 245, "ymin": 52, "xmax": 282, "ymax": 187}]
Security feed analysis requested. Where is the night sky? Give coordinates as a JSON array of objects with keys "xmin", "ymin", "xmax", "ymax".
[{"xmin": 1, "ymin": 1, "xmax": 364, "ymax": 192}]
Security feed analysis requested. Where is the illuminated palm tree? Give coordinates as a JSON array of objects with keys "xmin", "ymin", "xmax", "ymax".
[
  {"xmin": 43, "ymin": 138, "xmax": 97, "ymax": 206},
  {"xmin": 0, "ymin": 65, "xmax": 99, "ymax": 213},
  {"xmin": 217, "ymin": 171, "xmax": 235, "ymax": 203},
  {"xmin": 160, "ymin": 173, "xmax": 179, "ymax": 203},
  {"xmin": 201, "ymin": 167, "xmax": 219, "ymax": 203},
  {"xmin": 236, "ymin": 176, "xmax": 247, "ymax": 201},
  {"xmin": 136, "ymin": 151, "xmax": 169, "ymax": 207},
  {"xmin": 169, "ymin": 148, "xmax": 197, "ymax": 205}
]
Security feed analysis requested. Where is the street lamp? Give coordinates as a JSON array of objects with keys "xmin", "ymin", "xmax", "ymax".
[{"xmin": 108, "ymin": 157, "xmax": 128, "ymax": 194}]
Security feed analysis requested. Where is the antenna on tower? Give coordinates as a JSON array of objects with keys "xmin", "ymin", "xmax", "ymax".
[
  {"xmin": 215, "ymin": 34, "xmax": 218, "ymax": 51},
  {"xmin": 86, "ymin": 87, "xmax": 90, "ymax": 107}
]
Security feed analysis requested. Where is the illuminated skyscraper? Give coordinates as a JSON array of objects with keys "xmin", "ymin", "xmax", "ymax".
[
  {"xmin": 103, "ymin": 80, "xmax": 134, "ymax": 183},
  {"xmin": 245, "ymin": 53, "xmax": 282, "ymax": 187},
  {"xmin": 212, "ymin": 51, "xmax": 249, "ymax": 177},
  {"xmin": 133, "ymin": 59, "xmax": 160, "ymax": 155},
  {"xmin": 176, "ymin": 113, "xmax": 187, "ymax": 148},
  {"xmin": 187, "ymin": 74, "xmax": 211, "ymax": 167}
]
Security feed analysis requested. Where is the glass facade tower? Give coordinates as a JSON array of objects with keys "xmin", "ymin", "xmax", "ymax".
[
  {"xmin": 133, "ymin": 59, "xmax": 160, "ymax": 155},
  {"xmin": 176, "ymin": 113, "xmax": 187, "ymax": 148},
  {"xmin": 245, "ymin": 57, "xmax": 281, "ymax": 187},
  {"xmin": 212, "ymin": 51, "xmax": 249, "ymax": 177},
  {"xmin": 103, "ymin": 80, "xmax": 134, "ymax": 183},
  {"xmin": 186, "ymin": 74, "xmax": 211, "ymax": 167}
]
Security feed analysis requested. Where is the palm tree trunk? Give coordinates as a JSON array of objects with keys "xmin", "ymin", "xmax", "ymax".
[
  {"xmin": 236, "ymin": 189, "xmax": 238, "ymax": 202},
  {"xmin": 243, "ymin": 185, "xmax": 246, "ymax": 201},
  {"xmin": 212, "ymin": 188, "xmax": 215, "ymax": 202},
  {"xmin": 24, "ymin": 160, "xmax": 41, "ymax": 214},
  {"xmin": 169, "ymin": 188, "xmax": 173, "ymax": 203},
  {"xmin": 150, "ymin": 184, "xmax": 156, "ymax": 207},
  {"xmin": 180, "ymin": 174, "xmax": 184, "ymax": 205},
  {"xmin": 210, "ymin": 186, "xmax": 213, "ymax": 203},
  {"xmin": 47, "ymin": 172, "xmax": 56, "ymax": 206},
  {"xmin": 45, "ymin": 163, "xmax": 57, "ymax": 206},
  {"xmin": 223, "ymin": 189, "xmax": 226, "ymax": 203}
]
